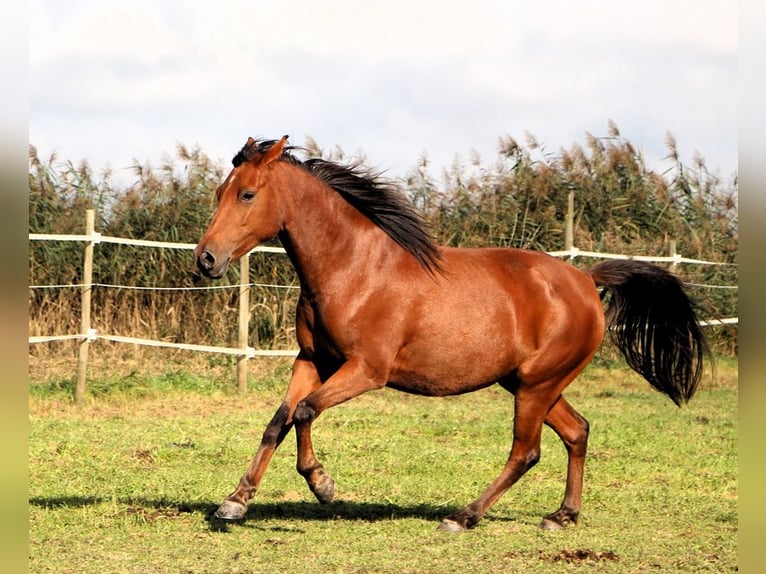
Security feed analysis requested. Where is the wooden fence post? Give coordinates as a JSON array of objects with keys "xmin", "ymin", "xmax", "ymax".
[
  {"xmin": 565, "ymin": 190, "xmax": 574, "ymax": 254},
  {"xmin": 75, "ymin": 209, "xmax": 95, "ymax": 403},
  {"xmin": 669, "ymin": 239, "xmax": 678, "ymax": 273},
  {"xmin": 237, "ymin": 253, "xmax": 250, "ymax": 393}
]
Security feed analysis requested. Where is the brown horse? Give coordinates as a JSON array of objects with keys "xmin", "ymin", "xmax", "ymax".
[{"xmin": 194, "ymin": 136, "xmax": 707, "ymax": 532}]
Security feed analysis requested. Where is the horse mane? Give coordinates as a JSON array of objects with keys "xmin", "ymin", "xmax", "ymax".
[{"xmin": 232, "ymin": 138, "xmax": 443, "ymax": 274}]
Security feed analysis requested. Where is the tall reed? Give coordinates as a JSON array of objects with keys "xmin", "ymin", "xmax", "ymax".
[{"xmin": 28, "ymin": 123, "xmax": 738, "ymax": 363}]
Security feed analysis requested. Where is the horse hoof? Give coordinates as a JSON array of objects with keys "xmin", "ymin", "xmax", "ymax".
[
  {"xmin": 214, "ymin": 500, "xmax": 247, "ymax": 521},
  {"xmin": 540, "ymin": 517, "xmax": 564, "ymax": 531},
  {"xmin": 540, "ymin": 514, "xmax": 575, "ymax": 531},
  {"xmin": 437, "ymin": 519, "xmax": 465, "ymax": 533},
  {"xmin": 311, "ymin": 472, "xmax": 336, "ymax": 504}
]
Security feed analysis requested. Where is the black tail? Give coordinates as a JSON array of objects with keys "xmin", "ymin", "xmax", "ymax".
[{"xmin": 589, "ymin": 259, "xmax": 709, "ymax": 406}]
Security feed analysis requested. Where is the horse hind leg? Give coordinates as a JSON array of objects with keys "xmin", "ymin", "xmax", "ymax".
[
  {"xmin": 439, "ymin": 356, "xmax": 593, "ymax": 533},
  {"xmin": 439, "ymin": 387, "xmax": 552, "ymax": 532},
  {"xmin": 540, "ymin": 395, "xmax": 589, "ymax": 530}
]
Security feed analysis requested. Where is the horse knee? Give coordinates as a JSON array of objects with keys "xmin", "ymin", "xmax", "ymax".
[{"xmin": 293, "ymin": 400, "xmax": 317, "ymax": 425}]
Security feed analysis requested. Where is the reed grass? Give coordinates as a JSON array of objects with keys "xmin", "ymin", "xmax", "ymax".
[{"xmin": 28, "ymin": 123, "xmax": 738, "ymax": 364}]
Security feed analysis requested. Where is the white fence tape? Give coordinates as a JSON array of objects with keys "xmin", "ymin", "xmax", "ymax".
[
  {"xmin": 29, "ymin": 232, "xmax": 287, "ymax": 254},
  {"xmin": 28, "ymin": 231, "xmax": 738, "ymax": 359},
  {"xmin": 31, "ymin": 232, "xmax": 736, "ymax": 265}
]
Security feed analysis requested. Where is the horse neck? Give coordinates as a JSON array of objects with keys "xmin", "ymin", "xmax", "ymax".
[{"xmin": 276, "ymin": 166, "xmax": 386, "ymax": 295}]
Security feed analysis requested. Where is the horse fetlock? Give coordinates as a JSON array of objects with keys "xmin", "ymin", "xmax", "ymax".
[
  {"xmin": 540, "ymin": 507, "xmax": 579, "ymax": 530},
  {"xmin": 440, "ymin": 508, "xmax": 482, "ymax": 532}
]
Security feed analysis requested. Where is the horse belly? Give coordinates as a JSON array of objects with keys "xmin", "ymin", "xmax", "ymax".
[
  {"xmin": 387, "ymin": 361, "xmax": 512, "ymax": 396},
  {"xmin": 387, "ymin": 305, "xmax": 523, "ymax": 396}
]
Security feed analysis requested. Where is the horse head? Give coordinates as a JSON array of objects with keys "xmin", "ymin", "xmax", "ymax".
[{"xmin": 194, "ymin": 135, "xmax": 289, "ymax": 279}]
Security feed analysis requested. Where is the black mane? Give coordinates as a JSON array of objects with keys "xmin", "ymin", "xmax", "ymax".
[{"xmin": 232, "ymin": 139, "xmax": 442, "ymax": 274}]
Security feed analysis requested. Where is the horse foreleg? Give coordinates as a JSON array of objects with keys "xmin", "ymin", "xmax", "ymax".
[
  {"xmin": 541, "ymin": 395, "xmax": 589, "ymax": 530},
  {"xmin": 214, "ymin": 357, "xmax": 321, "ymax": 520},
  {"xmin": 292, "ymin": 356, "xmax": 388, "ymax": 504},
  {"xmin": 215, "ymin": 403, "xmax": 292, "ymax": 520}
]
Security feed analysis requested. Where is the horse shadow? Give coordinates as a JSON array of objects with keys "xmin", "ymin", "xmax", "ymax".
[{"xmin": 29, "ymin": 495, "xmax": 511, "ymax": 532}]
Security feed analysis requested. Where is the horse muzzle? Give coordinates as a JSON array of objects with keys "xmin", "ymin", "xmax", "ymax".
[{"xmin": 195, "ymin": 248, "xmax": 231, "ymax": 279}]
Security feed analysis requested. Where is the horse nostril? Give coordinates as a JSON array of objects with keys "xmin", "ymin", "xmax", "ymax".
[{"xmin": 198, "ymin": 250, "xmax": 216, "ymax": 270}]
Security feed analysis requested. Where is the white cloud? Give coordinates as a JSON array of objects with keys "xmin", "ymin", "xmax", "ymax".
[{"xmin": 29, "ymin": 0, "xmax": 737, "ymax": 186}]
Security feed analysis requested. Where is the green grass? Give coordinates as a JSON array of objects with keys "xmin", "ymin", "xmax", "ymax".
[{"xmin": 29, "ymin": 359, "xmax": 737, "ymax": 573}]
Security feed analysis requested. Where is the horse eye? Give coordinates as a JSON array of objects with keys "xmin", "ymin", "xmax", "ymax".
[{"xmin": 240, "ymin": 190, "xmax": 256, "ymax": 202}]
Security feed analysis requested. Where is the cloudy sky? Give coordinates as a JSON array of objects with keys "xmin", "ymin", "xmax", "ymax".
[{"xmin": 29, "ymin": 0, "xmax": 737, "ymax": 187}]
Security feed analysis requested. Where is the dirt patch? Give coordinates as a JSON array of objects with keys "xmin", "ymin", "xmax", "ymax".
[{"xmin": 539, "ymin": 548, "xmax": 619, "ymax": 563}]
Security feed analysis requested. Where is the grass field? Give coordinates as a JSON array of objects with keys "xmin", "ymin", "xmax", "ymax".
[{"xmin": 29, "ymin": 357, "xmax": 737, "ymax": 573}]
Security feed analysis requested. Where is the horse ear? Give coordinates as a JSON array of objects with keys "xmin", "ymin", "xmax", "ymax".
[
  {"xmin": 260, "ymin": 135, "xmax": 289, "ymax": 165},
  {"xmin": 246, "ymin": 136, "xmax": 256, "ymax": 147}
]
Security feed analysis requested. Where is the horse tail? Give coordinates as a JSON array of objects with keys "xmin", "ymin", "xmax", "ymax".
[{"xmin": 589, "ymin": 259, "xmax": 709, "ymax": 406}]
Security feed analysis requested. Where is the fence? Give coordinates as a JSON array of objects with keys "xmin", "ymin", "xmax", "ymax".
[{"xmin": 29, "ymin": 209, "xmax": 737, "ymax": 402}]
